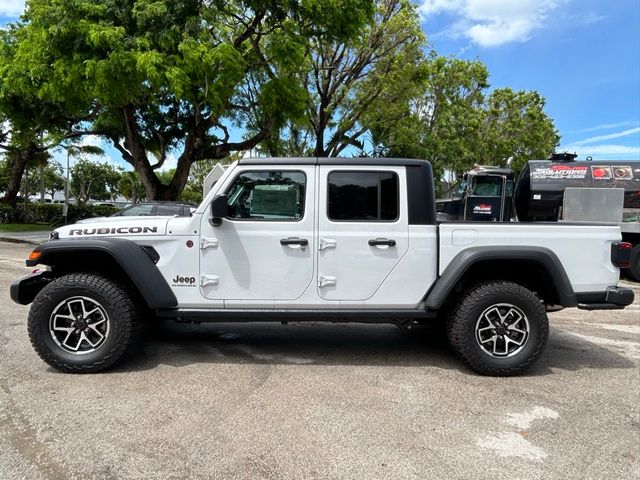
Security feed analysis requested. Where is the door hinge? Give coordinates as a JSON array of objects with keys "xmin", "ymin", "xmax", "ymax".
[
  {"xmin": 319, "ymin": 238, "xmax": 337, "ymax": 251},
  {"xmin": 200, "ymin": 275, "xmax": 219, "ymax": 287},
  {"xmin": 318, "ymin": 275, "xmax": 337, "ymax": 288},
  {"xmin": 201, "ymin": 237, "xmax": 219, "ymax": 250}
]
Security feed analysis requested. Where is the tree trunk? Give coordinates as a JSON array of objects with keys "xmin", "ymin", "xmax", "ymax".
[
  {"xmin": 163, "ymin": 155, "xmax": 192, "ymax": 200},
  {"xmin": 0, "ymin": 149, "xmax": 32, "ymax": 206},
  {"xmin": 39, "ymin": 163, "xmax": 45, "ymax": 202},
  {"xmin": 116, "ymin": 105, "xmax": 273, "ymax": 201},
  {"xmin": 120, "ymin": 105, "xmax": 167, "ymax": 200}
]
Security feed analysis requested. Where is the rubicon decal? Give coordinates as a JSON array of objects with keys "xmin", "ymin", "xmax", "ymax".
[{"xmin": 69, "ymin": 226, "xmax": 158, "ymax": 235}]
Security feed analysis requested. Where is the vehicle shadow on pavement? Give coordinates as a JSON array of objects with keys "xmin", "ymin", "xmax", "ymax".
[
  {"xmin": 114, "ymin": 321, "xmax": 465, "ymax": 373},
  {"xmin": 540, "ymin": 327, "xmax": 637, "ymax": 372},
  {"xmin": 104, "ymin": 321, "xmax": 636, "ymax": 376}
]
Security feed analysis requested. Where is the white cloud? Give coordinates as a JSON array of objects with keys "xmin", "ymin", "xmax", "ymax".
[
  {"xmin": 0, "ymin": 0, "xmax": 24, "ymax": 17},
  {"xmin": 156, "ymin": 152, "xmax": 178, "ymax": 172},
  {"xmin": 565, "ymin": 11, "xmax": 605, "ymax": 27},
  {"xmin": 420, "ymin": 0, "xmax": 564, "ymax": 47},
  {"xmin": 566, "ymin": 121, "xmax": 639, "ymax": 134},
  {"xmin": 557, "ymin": 144, "xmax": 640, "ymax": 157},
  {"xmin": 571, "ymin": 127, "xmax": 640, "ymax": 146},
  {"xmin": 80, "ymin": 134, "xmax": 103, "ymax": 149}
]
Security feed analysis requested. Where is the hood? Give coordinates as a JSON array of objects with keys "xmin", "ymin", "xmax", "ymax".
[{"xmin": 55, "ymin": 216, "xmax": 170, "ymax": 239}]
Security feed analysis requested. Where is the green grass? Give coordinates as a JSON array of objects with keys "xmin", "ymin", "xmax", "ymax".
[{"xmin": 0, "ymin": 223, "xmax": 51, "ymax": 232}]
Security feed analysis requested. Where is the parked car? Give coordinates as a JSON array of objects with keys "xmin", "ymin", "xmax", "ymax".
[
  {"xmin": 111, "ymin": 202, "xmax": 195, "ymax": 218},
  {"xmin": 76, "ymin": 202, "xmax": 195, "ymax": 223}
]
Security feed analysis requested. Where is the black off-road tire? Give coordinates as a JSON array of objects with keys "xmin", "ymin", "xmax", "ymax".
[
  {"xmin": 28, "ymin": 273, "xmax": 140, "ymax": 373},
  {"xmin": 447, "ymin": 281, "xmax": 549, "ymax": 376}
]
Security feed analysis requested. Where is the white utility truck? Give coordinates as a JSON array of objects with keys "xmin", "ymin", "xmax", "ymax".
[{"xmin": 10, "ymin": 158, "xmax": 634, "ymax": 375}]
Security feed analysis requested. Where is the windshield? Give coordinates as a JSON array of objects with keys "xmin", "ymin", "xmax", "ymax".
[
  {"xmin": 472, "ymin": 176, "xmax": 504, "ymax": 196},
  {"xmin": 455, "ymin": 179, "xmax": 468, "ymax": 197},
  {"xmin": 115, "ymin": 204, "xmax": 155, "ymax": 216}
]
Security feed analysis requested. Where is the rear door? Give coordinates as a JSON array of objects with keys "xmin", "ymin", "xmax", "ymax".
[{"xmin": 316, "ymin": 166, "xmax": 409, "ymax": 301}]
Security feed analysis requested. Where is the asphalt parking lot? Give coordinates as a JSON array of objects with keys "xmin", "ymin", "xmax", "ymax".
[{"xmin": 0, "ymin": 241, "xmax": 638, "ymax": 480}]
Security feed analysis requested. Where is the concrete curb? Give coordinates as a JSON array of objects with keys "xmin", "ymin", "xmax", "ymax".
[
  {"xmin": 0, "ymin": 232, "xmax": 50, "ymax": 246},
  {"xmin": 0, "ymin": 236, "xmax": 43, "ymax": 246}
]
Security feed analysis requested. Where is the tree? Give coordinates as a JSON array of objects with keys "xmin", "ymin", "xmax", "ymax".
[
  {"xmin": 370, "ymin": 55, "xmax": 489, "ymax": 179},
  {"xmin": 154, "ymin": 168, "xmax": 201, "ymax": 203},
  {"xmin": 42, "ymin": 163, "xmax": 65, "ymax": 201},
  {"xmin": 262, "ymin": 0, "xmax": 426, "ymax": 158},
  {"xmin": 473, "ymin": 88, "xmax": 559, "ymax": 172},
  {"xmin": 70, "ymin": 160, "xmax": 121, "ymax": 204},
  {"xmin": 0, "ymin": 27, "xmax": 90, "ymax": 206},
  {"xmin": 0, "ymin": 112, "xmax": 51, "ymax": 205},
  {"xmin": 25, "ymin": 161, "xmax": 64, "ymax": 200},
  {"xmin": 371, "ymin": 55, "xmax": 558, "ymax": 181},
  {"xmin": 118, "ymin": 171, "xmax": 145, "ymax": 204},
  {"xmin": 186, "ymin": 151, "xmax": 242, "ymax": 199},
  {"xmin": 0, "ymin": 157, "xmax": 11, "ymax": 194},
  {"xmin": 5, "ymin": 0, "xmax": 376, "ymax": 200}
]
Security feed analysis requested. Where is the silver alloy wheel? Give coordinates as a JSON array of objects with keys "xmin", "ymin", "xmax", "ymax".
[
  {"xmin": 49, "ymin": 296, "xmax": 110, "ymax": 355},
  {"xmin": 475, "ymin": 303, "xmax": 530, "ymax": 358}
]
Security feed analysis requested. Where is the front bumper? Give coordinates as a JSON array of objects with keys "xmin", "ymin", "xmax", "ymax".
[
  {"xmin": 10, "ymin": 271, "xmax": 53, "ymax": 305},
  {"xmin": 576, "ymin": 286, "xmax": 635, "ymax": 310}
]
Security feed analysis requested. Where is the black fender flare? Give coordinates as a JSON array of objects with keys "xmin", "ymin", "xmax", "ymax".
[
  {"xmin": 425, "ymin": 246, "xmax": 577, "ymax": 309},
  {"xmin": 24, "ymin": 238, "xmax": 177, "ymax": 309}
]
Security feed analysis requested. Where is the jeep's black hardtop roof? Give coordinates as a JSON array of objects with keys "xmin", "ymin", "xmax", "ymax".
[{"xmin": 238, "ymin": 157, "xmax": 430, "ymax": 167}]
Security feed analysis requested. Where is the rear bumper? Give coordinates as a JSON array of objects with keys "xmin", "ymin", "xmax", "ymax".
[{"xmin": 576, "ymin": 286, "xmax": 635, "ymax": 310}]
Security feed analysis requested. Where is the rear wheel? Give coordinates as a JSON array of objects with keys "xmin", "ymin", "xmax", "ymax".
[
  {"xmin": 28, "ymin": 273, "xmax": 140, "ymax": 373},
  {"xmin": 447, "ymin": 281, "xmax": 549, "ymax": 376}
]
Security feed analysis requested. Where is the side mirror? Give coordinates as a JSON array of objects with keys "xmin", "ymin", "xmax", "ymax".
[{"xmin": 210, "ymin": 194, "xmax": 228, "ymax": 226}]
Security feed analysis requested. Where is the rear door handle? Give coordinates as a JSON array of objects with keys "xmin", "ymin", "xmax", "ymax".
[
  {"xmin": 280, "ymin": 237, "xmax": 309, "ymax": 246},
  {"xmin": 368, "ymin": 238, "xmax": 396, "ymax": 247}
]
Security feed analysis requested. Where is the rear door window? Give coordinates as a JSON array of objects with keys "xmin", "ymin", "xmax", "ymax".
[{"xmin": 328, "ymin": 171, "xmax": 399, "ymax": 221}]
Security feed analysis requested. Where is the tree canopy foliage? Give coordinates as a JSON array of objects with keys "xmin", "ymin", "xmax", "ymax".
[
  {"xmin": 370, "ymin": 55, "xmax": 559, "ymax": 180},
  {"xmin": 118, "ymin": 171, "xmax": 145, "ymax": 204},
  {"xmin": 261, "ymin": 0, "xmax": 426, "ymax": 158},
  {"xmin": 0, "ymin": 0, "xmax": 560, "ymax": 203},
  {"xmin": 2, "ymin": 0, "xmax": 375, "ymax": 200},
  {"xmin": 70, "ymin": 159, "xmax": 121, "ymax": 204},
  {"xmin": 0, "ymin": 25, "xmax": 88, "ymax": 205}
]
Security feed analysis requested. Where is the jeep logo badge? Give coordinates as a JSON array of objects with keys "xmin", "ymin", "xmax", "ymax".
[{"xmin": 172, "ymin": 275, "xmax": 196, "ymax": 286}]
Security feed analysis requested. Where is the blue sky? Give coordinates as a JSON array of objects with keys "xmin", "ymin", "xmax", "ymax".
[
  {"xmin": 420, "ymin": 0, "xmax": 640, "ymax": 159},
  {"xmin": 2, "ymin": 0, "xmax": 639, "ymax": 168}
]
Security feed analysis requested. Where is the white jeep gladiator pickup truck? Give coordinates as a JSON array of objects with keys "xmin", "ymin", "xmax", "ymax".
[{"xmin": 10, "ymin": 158, "xmax": 635, "ymax": 375}]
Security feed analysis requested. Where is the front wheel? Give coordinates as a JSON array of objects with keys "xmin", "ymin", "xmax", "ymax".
[
  {"xmin": 28, "ymin": 273, "xmax": 140, "ymax": 373},
  {"xmin": 447, "ymin": 281, "xmax": 549, "ymax": 376}
]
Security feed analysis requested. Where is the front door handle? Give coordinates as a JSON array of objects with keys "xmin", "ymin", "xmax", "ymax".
[
  {"xmin": 280, "ymin": 237, "xmax": 309, "ymax": 247},
  {"xmin": 368, "ymin": 238, "xmax": 396, "ymax": 247}
]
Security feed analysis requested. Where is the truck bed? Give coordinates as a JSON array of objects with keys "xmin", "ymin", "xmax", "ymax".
[{"xmin": 438, "ymin": 222, "xmax": 620, "ymax": 293}]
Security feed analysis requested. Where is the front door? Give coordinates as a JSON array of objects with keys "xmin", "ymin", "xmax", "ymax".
[
  {"xmin": 199, "ymin": 166, "xmax": 315, "ymax": 305},
  {"xmin": 316, "ymin": 166, "xmax": 409, "ymax": 301}
]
